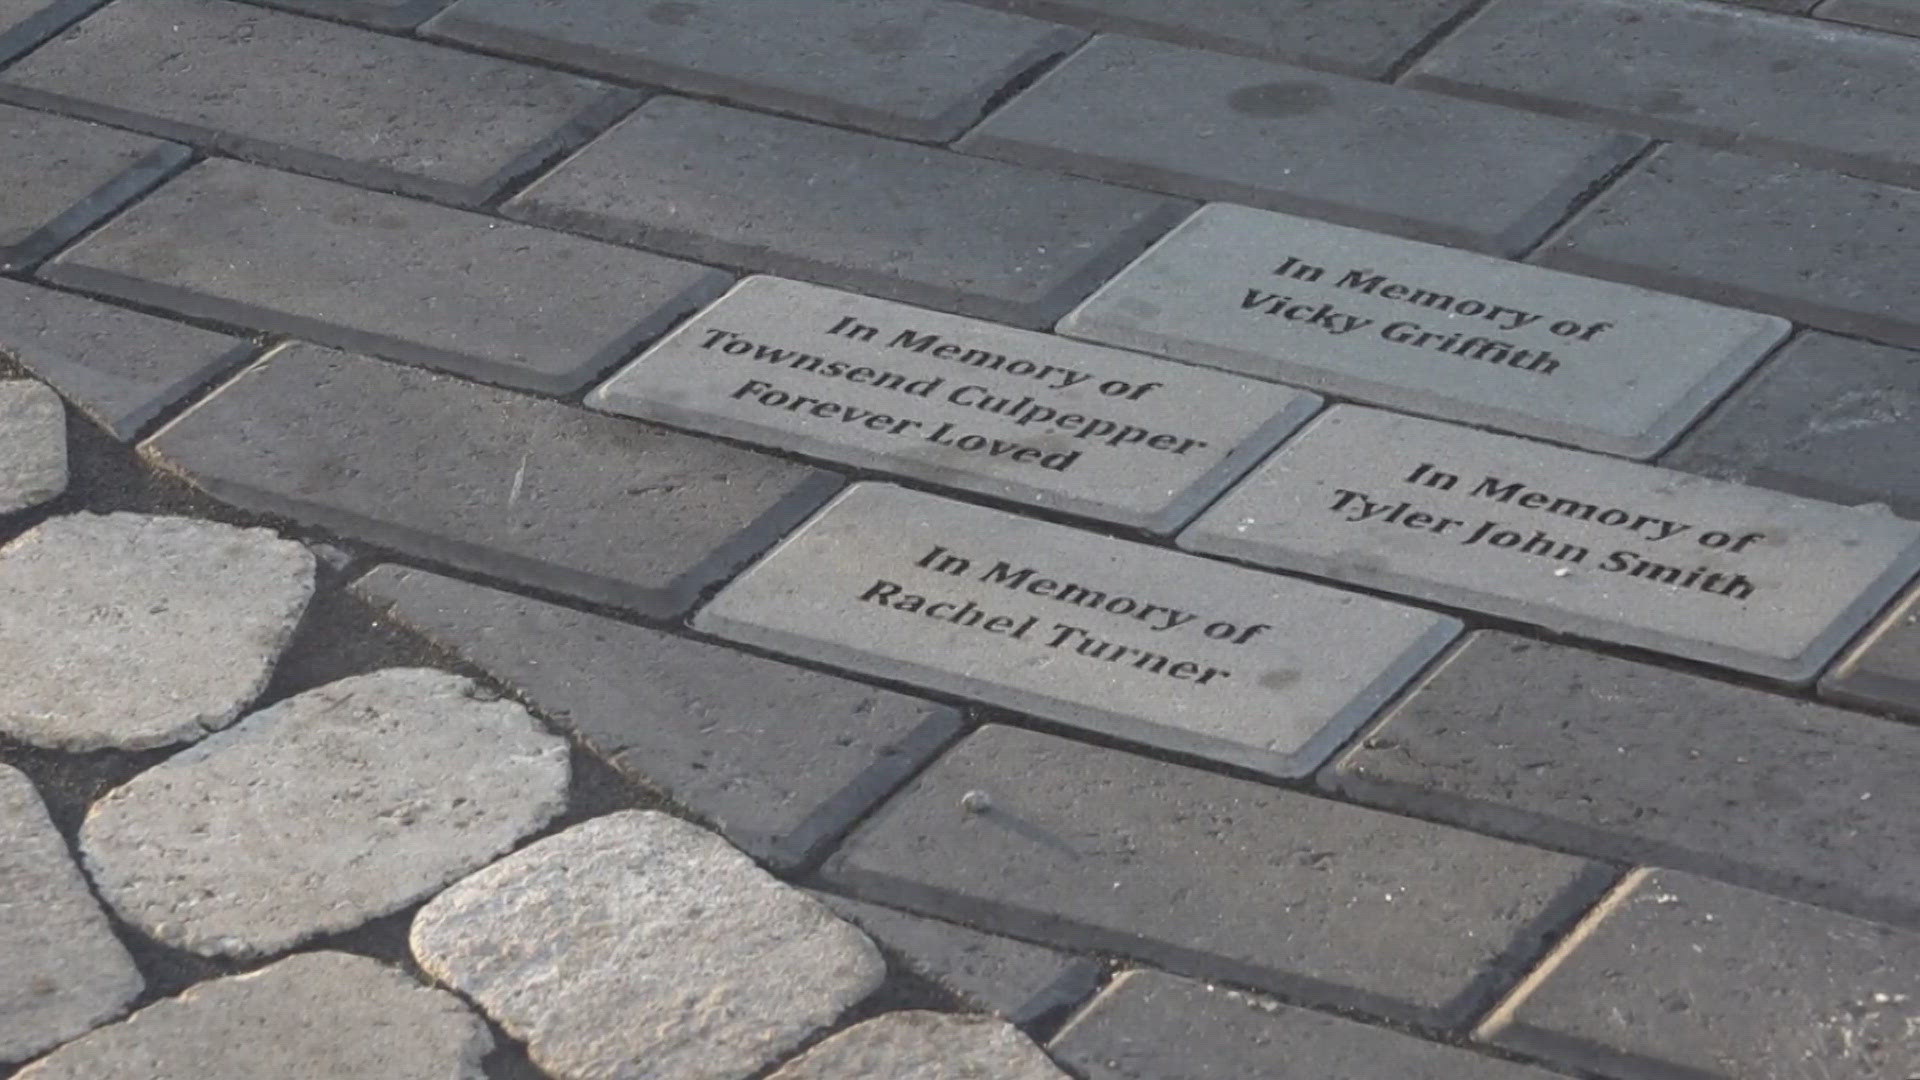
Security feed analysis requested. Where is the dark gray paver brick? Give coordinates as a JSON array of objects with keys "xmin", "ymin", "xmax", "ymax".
[
  {"xmin": 1819, "ymin": 0, "xmax": 1920, "ymax": 34},
  {"xmin": 43, "ymin": 160, "xmax": 729, "ymax": 395},
  {"xmin": 0, "ymin": 0, "xmax": 100, "ymax": 65},
  {"xmin": 425, "ymin": 0, "xmax": 1083, "ymax": 142},
  {"xmin": 1662, "ymin": 332, "xmax": 1920, "ymax": 518},
  {"xmin": 825, "ymin": 724, "xmax": 1610, "ymax": 1027},
  {"xmin": 1051, "ymin": 969, "xmax": 1569, "ymax": 1080},
  {"xmin": 1535, "ymin": 145, "xmax": 1920, "ymax": 349},
  {"xmin": 349, "ymin": 564, "xmax": 959, "ymax": 870},
  {"xmin": 811, "ymin": 892, "xmax": 1105, "ymax": 1026},
  {"xmin": 1327, "ymin": 632, "xmax": 1920, "ymax": 928},
  {"xmin": 0, "ymin": 102, "xmax": 184, "ymax": 271},
  {"xmin": 0, "ymin": 0, "xmax": 632, "ymax": 205},
  {"xmin": 505, "ymin": 96, "xmax": 1189, "ymax": 330},
  {"xmin": 1822, "ymin": 586, "xmax": 1920, "ymax": 718},
  {"xmin": 1410, "ymin": 0, "xmax": 1920, "ymax": 188},
  {"xmin": 250, "ymin": 0, "xmax": 451, "ymax": 30},
  {"xmin": 144, "ymin": 344, "xmax": 841, "ymax": 616},
  {"xmin": 957, "ymin": 36, "xmax": 1645, "ymax": 255},
  {"xmin": 1479, "ymin": 869, "xmax": 1920, "ymax": 1080},
  {"xmin": 0, "ymin": 280, "xmax": 250, "ymax": 439},
  {"xmin": 957, "ymin": 0, "xmax": 1476, "ymax": 77}
]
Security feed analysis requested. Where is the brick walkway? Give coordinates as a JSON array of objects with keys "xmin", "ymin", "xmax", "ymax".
[{"xmin": 3, "ymin": 1, "xmax": 1920, "ymax": 1077}]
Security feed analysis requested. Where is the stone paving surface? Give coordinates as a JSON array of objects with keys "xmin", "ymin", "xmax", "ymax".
[{"xmin": 4, "ymin": 0, "xmax": 1920, "ymax": 1076}]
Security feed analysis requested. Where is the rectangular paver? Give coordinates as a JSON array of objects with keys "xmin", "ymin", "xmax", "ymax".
[
  {"xmin": 1479, "ymin": 869, "xmax": 1920, "ymax": 1080},
  {"xmin": 1060, "ymin": 204, "xmax": 1787, "ymax": 458},
  {"xmin": 43, "ymin": 160, "xmax": 729, "ymax": 395},
  {"xmin": 1821, "ymin": 586, "xmax": 1920, "ymax": 719},
  {"xmin": 0, "ymin": 0, "xmax": 99, "ymax": 65},
  {"xmin": 0, "ymin": 102, "xmax": 184, "ymax": 271},
  {"xmin": 505, "ymin": 96, "xmax": 1188, "ymax": 329},
  {"xmin": 697, "ymin": 483, "xmax": 1460, "ymax": 779},
  {"xmin": 1410, "ymin": 0, "xmax": 1920, "ymax": 188},
  {"xmin": 1327, "ymin": 631, "xmax": 1920, "ymax": 928},
  {"xmin": 0, "ymin": 0, "xmax": 633, "ymax": 205},
  {"xmin": 350, "ymin": 564, "xmax": 959, "ymax": 870},
  {"xmin": 825, "ymin": 724, "xmax": 1609, "ymax": 1026},
  {"xmin": 956, "ymin": 35, "xmax": 1646, "ymax": 255},
  {"xmin": 250, "ymin": 0, "xmax": 451, "ymax": 30},
  {"xmin": 1818, "ymin": 0, "xmax": 1920, "ymax": 34},
  {"xmin": 1534, "ymin": 147, "xmax": 1920, "ymax": 348},
  {"xmin": 588, "ymin": 275, "xmax": 1323, "ymax": 533},
  {"xmin": 1181, "ymin": 406, "xmax": 1920, "ymax": 682},
  {"xmin": 425, "ymin": 0, "xmax": 1083, "ymax": 142},
  {"xmin": 144, "ymin": 343, "xmax": 842, "ymax": 616}
]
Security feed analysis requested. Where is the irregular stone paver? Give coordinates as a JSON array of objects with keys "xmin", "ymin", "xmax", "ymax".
[
  {"xmin": 350, "ymin": 564, "xmax": 961, "ymax": 870},
  {"xmin": 0, "ymin": 0, "xmax": 632, "ymax": 205},
  {"xmin": 0, "ymin": 0, "xmax": 102, "ymax": 65},
  {"xmin": 0, "ymin": 379, "xmax": 65, "ymax": 514},
  {"xmin": 0, "ymin": 281, "xmax": 249, "ymax": 440},
  {"xmin": 826, "ymin": 725, "xmax": 1609, "ymax": 1026},
  {"xmin": 0, "ymin": 101, "xmax": 185, "ymax": 271},
  {"xmin": 81, "ymin": 668, "xmax": 568, "ymax": 958},
  {"xmin": 812, "ymin": 893, "xmax": 1105, "ymax": 1025},
  {"xmin": 1822, "ymin": 586, "xmax": 1920, "ymax": 718},
  {"xmin": 505, "ymin": 96, "xmax": 1189, "ymax": 329},
  {"xmin": 1479, "ymin": 869, "xmax": 1920, "ymax": 1080},
  {"xmin": 1662, "ymin": 331, "xmax": 1920, "ymax": 518},
  {"xmin": 0, "ymin": 513, "xmax": 313, "ymax": 750},
  {"xmin": 1819, "ymin": 0, "xmax": 1920, "ymax": 34},
  {"xmin": 0, "ymin": 765, "xmax": 141, "ymax": 1065},
  {"xmin": 1410, "ymin": 0, "xmax": 1920, "ymax": 188},
  {"xmin": 766, "ymin": 1012, "xmax": 1069, "ymax": 1080},
  {"xmin": 1327, "ymin": 632, "xmax": 1920, "ymax": 927},
  {"xmin": 412, "ymin": 811, "xmax": 885, "ymax": 1080},
  {"xmin": 14, "ymin": 952, "xmax": 492, "ymax": 1080},
  {"xmin": 957, "ymin": 36, "xmax": 1645, "ymax": 255},
  {"xmin": 1051, "ymin": 970, "xmax": 1567, "ymax": 1080},
  {"xmin": 426, "ymin": 0, "xmax": 1083, "ymax": 141},
  {"xmin": 45, "ymin": 160, "xmax": 729, "ymax": 395},
  {"xmin": 252, "ymin": 0, "xmax": 451, "ymax": 30},
  {"xmin": 143, "ymin": 345, "xmax": 839, "ymax": 616},
  {"xmin": 1535, "ymin": 145, "xmax": 1920, "ymax": 348}
]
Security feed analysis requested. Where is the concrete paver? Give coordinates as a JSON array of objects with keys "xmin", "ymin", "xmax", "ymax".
[
  {"xmin": 0, "ymin": 0, "xmax": 100, "ymax": 68},
  {"xmin": 251, "ymin": 0, "xmax": 452, "ymax": 30},
  {"xmin": 0, "ymin": 102, "xmax": 184, "ymax": 271},
  {"xmin": 1822, "ymin": 586, "xmax": 1920, "ymax": 718},
  {"xmin": 765, "ymin": 1012, "xmax": 1070, "ymax": 1080},
  {"xmin": 0, "ymin": 379, "xmax": 65, "ymax": 514},
  {"xmin": 1818, "ymin": 0, "xmax": 1920, "ymax": 34}
]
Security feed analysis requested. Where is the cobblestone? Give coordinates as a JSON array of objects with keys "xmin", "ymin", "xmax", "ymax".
[
  {"xmin": 0, "ymin": 101, "xmax": 185, "ymax": 271},
  {"xmin": 766, "ymin": 1012, "xmax": 1070, "ymax": 1080},
  {"xmin": 0, "ymin": 379, "xmax": 65, "ymax": 514}
]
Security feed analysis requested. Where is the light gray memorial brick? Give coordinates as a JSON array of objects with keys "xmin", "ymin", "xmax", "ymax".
[
  {"xmin": 1819, "ymin": 0, "xmax": 1920, "ymax": 34},
  {"xmin": 0, "ymin": 0, "xmax": 103, "ymax": 65},
  {"xmin": 1534, "ymin": 145, "xmax": 1920, "ymax": 348},
  {"xmin": 1060, "ymin": 204, "xmax": 1786, "ymax": 458},
  {"xmin": 0, "ymin": 512, "xmax": 314, "ymax": 750},
  {"xmin": 0, "ymin": 102, "xmax": 185, "ymax": 271},
  {"xmin": 1181, "ymin": 406, "xmax": 1920, "ymax": 683},
  {"xmin": 425, "ymin": 0, "xmax": 1083, "ymax": 142},
  {"xmin": 13, "ymin": 952, "xmax": 493, "ymax": 1080},
  {"xmin": 0, "ymin": 0, "xmax": 633, "ymax": 206},
  {"xmin": 955, "ymin": 36, "xmax": 1645, "ymax": 256},
  {"xmin": 1409, "ymin": 0, "xmax": 1920, "ymax": 188},
  {"xmin": 957, "ymin": 0, "xmax": 1477, "ymax": 77},
  {"xmin": 412, "ymin": 811, "xmax": 884, "ymax": 1080},
  {"xmin": 1822, "ymin": 586, "xmax": 1920, "ymax": 719},
  {"xmin": 350, "ymin": 564, "xmax": 961, "ymax": 870},
  {"xmin": 1327, "ymin": 632, "xmax": 1920, "ymax": 928},
  {"xmin": 0, "ymin": 379, "xmax": 65, "ymax": 514},
  {"xmin": 0, "ymin": 281, "xmax": 251, "ymax": 441},
  {"xmin": 1051, "ymin": 970, "xmax": 1569, "ymax": 1080},
  {"xmin": 504, "ymin": 96, "xmax": 1188, "ymax": 329},
  {"xmin": 43, "ymin": 160, "xmax": 728, "ymax": 395},
  {"xmin": 697, "ymin": 483, "xmax": 1459, "ymax": 779},
  {"xmin": 766, "ymin": 1012, "xmax": 1070, "ymax": 1080},
  {"xmin": 1662, "ymin": 332, "xmax": 1920, "ymax": 519},
  {"xmin": 1478, "ymin": 869, "xmax": 1920, "ymax": 1080},
  {"xmin": 826, "ymin": 724, "xmax": 1609, "ymax": 1026},
  {"xmin": 589, "ymin": 276, "xmax": 1322, "ymax": 533},
  {"xmin": 81, "ymin": 668, "xmax": 568, "ymax": 957},
  {"xmin": 144, "ymin": 345, "xmax": 839, "ymax": 616},
  {"xmin": 252, "ymin": 0, "xmax": 450, "ymax": 30},
  {"xmin": 0, "ymin": 765, "xmax": 141, "ymax": 1065}
]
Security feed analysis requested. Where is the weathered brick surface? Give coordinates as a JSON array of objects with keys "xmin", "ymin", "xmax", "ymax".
[
  {"xmin": 44, "ymin": 160, "xmax": 729, "ymax": 394},
  {"xmin": 505, "ymin": 96, "xmax": 1188, "ymax": 329},
  {"xmin": 0, "ymin": 0, "xmax": 100, "ymax": 65},
  {"xmin": 1327, "ymin": 632, "xmax": 1920, "ymax": 927},
  {"xmin": 1479, "ymin": 869, "xmax": 1920, "ymax": 1080},
  {"xmin": 1818, "ymin": 0, "xmax": 1920, "ymax": 34},
  {"xmin": 1535, "ymin": 145, "xmax": 1920, "ymax": 348},
  {"xmin": 0, "ymin": 101, "xmax": 184, "ymax": 271},
  {"xmin": 1411, "ymin": 0, "xmax": 1920, "ymax": 187},
  {"xmin": 250, "ymin": 0, "xmax": 451, "ymax": 30},
  {"xmin": 426, "ymin": 0, "xmax": 1083, "ymax": 142},
  {"xmin": 1822, "ymin": 586, "xmax": 1920, "ymax": 719},
  {"xmin": 144, "ymin": 344, "xmax": 842, "ymax": 616},
  {"xmin": 960, "ymin": 36, "xmax": 1644, "ymax": 255},
  {"xmin": 0, "ymin": 0, "xmax": 632, "ymax": 205},
  {"xmin": 826, "ymin": 724, "xmax": 1610, "ymax": 1026}
]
